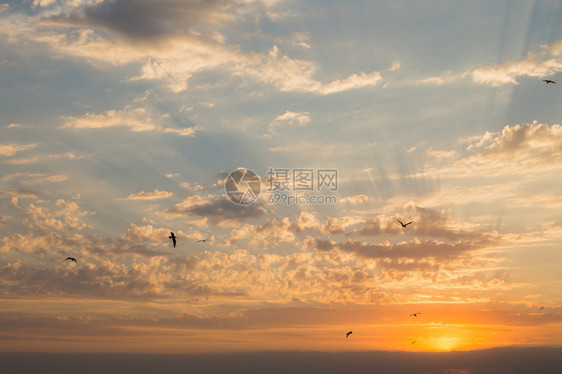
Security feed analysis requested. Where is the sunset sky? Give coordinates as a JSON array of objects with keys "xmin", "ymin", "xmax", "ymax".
[{"xmin": 1, "ymin": 0, "xmax": 562, "ymax": 359}]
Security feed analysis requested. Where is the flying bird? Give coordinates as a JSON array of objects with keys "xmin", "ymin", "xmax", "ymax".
[
  {"xmin": 542, "ymin": 79, "xmax": 556, "ymax": 84},
  {"xmin": 409, "ymin": 312, "xmax": 421, "ymax": 317},
  {"xmin": 197, "ymin": 239, "xmax": 209, "ymax": 243},
  {"xmin": 169, "ymin": 232, "xmax": 176, "ymax": 248},
  {"xmin": 539, "ymin": 306, "xmax": 544, "ymax": 311},
  {"xmin": 396, "ymin": 219, "xmax": 413, "ymax": 228},
  {"xmin": 65, "ymin": 257, "xmax": 77, "ymax": 263},
  {"xmin": 346, "ymin": 331, "xmax": 353, "ymax": 338},
  {"xmin": 411, "ymin": 339, "xmax": 417, "ymax": 344}
]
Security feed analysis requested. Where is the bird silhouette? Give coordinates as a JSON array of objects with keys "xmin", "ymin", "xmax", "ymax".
[
  {"xmin": 197, "ymin": 239, "xmax": 209, "ymax": 243},
  {"xmin": 411, "ymin": 339, "xmax": 417, "ymax": 344},
  {"xmin": 65, "ymin": 257, "xmax": 77, "ymax": 263},
  {"xmin": 539, "ymin": 306, "xmax": 544, "ymax": 311},
  {"xmin": 542, "ymin": 79, "xmax": 556, "ymax": 84},
  {"xmin": 169, "ymin": 232, "xmax": 176, "ymax": 248},
  {"xmin": 346, "ymin": 331, "xmax": 352, "ymax": 338},
  {"xmin": 396, "ymin": 219, "xmax": 413, "ymax": 228},
  {"xmin": 409, "ymin": 312, "xmax": 421, "ymax": 317}
]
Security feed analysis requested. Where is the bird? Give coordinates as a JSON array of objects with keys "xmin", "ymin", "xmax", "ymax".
[
  {"xmin": 65, "ymin": 257, "xmax": 77, "ymax": 263},
  {"xmin": 542, "ymin": 79, "xmax": 556, "ymax": 84},
  {"xmin": 411, "ymin": 339, "xmax": 417, "ymax": 344},
  {"xmin": 396, "ymin": 219, "xmax": 413, "ymax": 228},
  {"xmin": 409, "ymin": 312, "xmax": 421, "ymax": 317},
  {"xmin": 169, "ymin": 232, "xmax": 176, "ymax": 248},
  {"xmin": 346, "ymin": 331, "xmax": 352, "ymax": 338},
  {"xmin": 539, "ymin": 306, "xmax": 544, "ymax": 311},
  {"xmin": 197, "ymin": 239, "xmax": 209, "ymax": 243}
]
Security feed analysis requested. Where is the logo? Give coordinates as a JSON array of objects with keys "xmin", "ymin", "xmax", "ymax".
[{"xmin": 224, "ymin": 168, "xmax": 261, "ymax": 205}]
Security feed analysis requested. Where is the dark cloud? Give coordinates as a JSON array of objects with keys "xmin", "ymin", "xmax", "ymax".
[
  {"xmin": 1, "ymin": 348, "xmax": 561, "ymax": 374},
  {"xmin": 0, "ymin": 253, "xmax": 243, "ymax": 300},
  {"xmin": 44, "ymin": 0, "xmax": 239, "ymax": 41},
  {"xmin": 352, "ymin": 205, "xmax": 500, "ymax": 243},
  {"xmin": 165, "ymin": 198, "xmax": 268, "ymax": 224},
  {"xmin": 0, "ymin": 188, "xmax": 38, "ymax": 198},
  {"xmin": 312, "ymin": 237, "xmax": 496, "ymax": 261}
]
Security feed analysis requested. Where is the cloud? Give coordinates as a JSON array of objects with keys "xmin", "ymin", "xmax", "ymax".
[
  {"xmin": 288, "ymin": 32, "xmax": 311, "ymax": 49},
  {"xmin": 26, "ymin": 199, "xmax": 91, "ymax": 231},
  {"xmin": 0, "ymin": 143, "xmax": 38, "ymax": 156},
  {"xmin": 417, "ymin": 122, "xmax": 562, "ymax": 178},
  {"xmin": 224, "ymin": 212, "xmax": 320, "ymax": 247},
  {"xmin": 3, "ymin": 5, "xmax": 385, "ymax": 96},
  {"xmin": 351, "ymin": 204, "xmax": 501, "ymax": 243},
  {"xmin": 127, "ymin": 190, "xmax": 174, "ymax": 200},
  {"xmin": 480, "ymin": 122, "xmax": 562, "ymax": 164},
  {"xmin": 472, "ymin": 39, "xmax": 562, "ymax": 86},
  {"xmin": 122, "ymin": 223, "xmax": 189, "ymax": 244},
  {"xmin": 0, "ymin": 189, "xmax": 38, "ymax": 198},
  {"xmin": 180, "ymin": 182, "xmax": 205, "ymax": 192},
  {"xmin": 61, "ymin": 105, "xmax": 198, "ymax": 136},
  {"xmin": 4, "ymin": 172, "xmax": 69, "ymax": 185},
  {"xmin": 415, "ymin": 72, "xmax": 464, "ymax": 86},
  {"xmin": 45, "ymin": 0, "xmax": 239, "ymax": 42},
  {"xmin": 321, "ymin": 216, "xmax": 364, "ymax": 235},
  {"xmin": 340, "ymin": 195, "xmax": 369, "ymax": 204},
  {"xmin": 32, "ymin": 0, "xmax": 58, "ymax": 8},
  {"xmin": 269, "ymin": 110, "xmax": 311, "ymax": 132},
  {"xmin": 6, "ymin": 123, "xmax": 30, "ymax": 128},
  {"xmin": 426, "ymin": 147, "xmax": 456, "ymax": 160},
  {"xmin": 310, "ymin": 237, "xmax": 497, "ymax": 261},
  {"xmin": 164, "ymin": 196, "xmax": 268, "ymax": 225},
  {"xmin": 243, "ymin": 46, "xmax": 383, "ymax": 94},
  {"xmin": 5, "ymin": 152, "xmax": 84, "ymax": 165}
]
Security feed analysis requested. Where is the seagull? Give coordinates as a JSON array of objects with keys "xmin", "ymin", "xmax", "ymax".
[
  {"xmin": 65, "ymin": 257, "xmax": 77, "ymax": 263},
  {"xmin": 346, "ymin": 331, "xmax": 353, "ymax": 338},
  {"xmin": 542, "ymin": 79, "xmax": 556, "ymax": 84},
  {"xmin": 396, "ymin": 219, "xmax": 413, "ymax": 228},
  {"xmin": 539, "ymin": 306, "xmax": 544, "ymax": 311},
  {"xmin": 169, "ymin": 232, "xmax": 176, "ymax": 248},
  {"xmin": 197, "ymin": 239, "xmax": 209, "ymax": 243},
  {"xmin": 411, "ymin": 339, "xmax": 417, "ymax": 344},
  {"xmin": 409, "ymin": 312, "xmax": 421, "ymax": 317}
]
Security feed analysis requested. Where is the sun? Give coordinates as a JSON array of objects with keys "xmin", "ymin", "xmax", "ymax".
[{"xmin": 430, "ymin": 336, "xmax": 461, "ymax": 351}]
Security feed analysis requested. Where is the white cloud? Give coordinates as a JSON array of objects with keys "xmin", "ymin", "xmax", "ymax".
[
  {"xmin": 127, "ymin": 190, "xmax": 174, "ymax": 201},
  {"xmin": 32, "ymin": 0, "xmax": 57, "ymax": 8},
  {"xmin": 340, "ymin": 195, "xmax": 369, "ymax": 204},
  {"xmin": 26, "ymin": 199, "xmax": 91, "ymax": 231},
  {"xmin": 6, "ymin": 152, "xmax": 84, "ymax": 165},
  {"xmin": 61, "ymin": 105, "xmax": 197, "ymax": 136},
  {"xmin": 426, "ymin": 147, "xmax": 457, "ymax": 160},
  {"xmin": 5, "ymin": 172, "xmax": 69, "ymax": 185},
  {"xmin": 472, "ymin": 39, "xmax": 562, "ymax": 86},
  {"xmin": 415, "ymin": 121, "xmax": 562, "ymax": 179},
  {"xmin": 2, "ymin": 8, "xmax": 385, "ymax": 96},
  {"xmin": 268, "ymin": 110, "xmax": 310, "ymax": 132},
  {"xmin": 0, "ymin": 143, "xmax": 38, "ymax": 156},
  {"xmin": 7, "ymin": 123, "xmax": 29, "ymax": 128}
]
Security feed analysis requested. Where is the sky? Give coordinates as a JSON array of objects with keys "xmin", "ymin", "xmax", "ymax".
[{"xmin": 1, "ymin": 0, "xmax": 562, "ymax": 359}]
